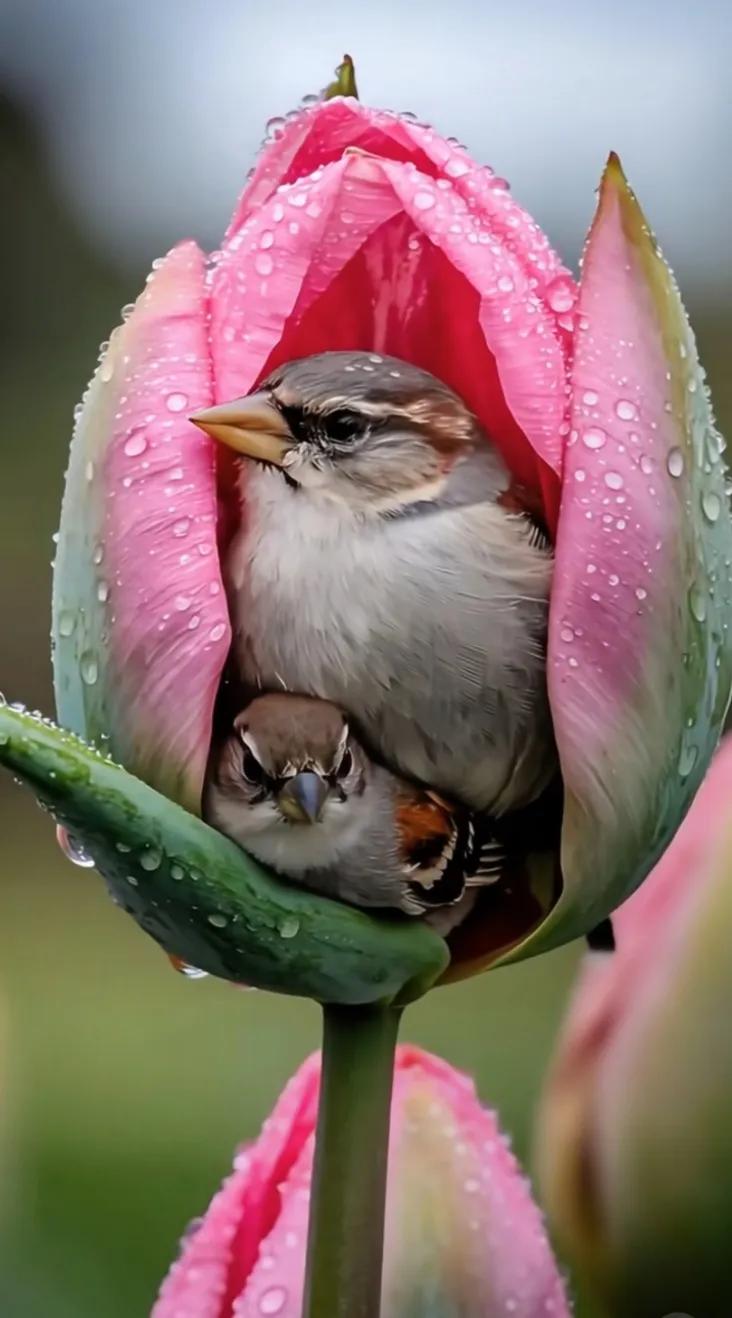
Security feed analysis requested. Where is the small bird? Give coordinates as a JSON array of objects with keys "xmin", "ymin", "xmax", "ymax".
[
  {"xmin": 204, "ymin": 692, "xmax": 504, "ymax": 928},
  {"xmin": 193, "ymin": 351, "xmax": 555, "ymax": 817}
]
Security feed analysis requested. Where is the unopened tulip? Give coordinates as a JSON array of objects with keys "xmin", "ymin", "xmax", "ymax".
[
  {"xmin": 0, "ymin": 68, "xmax": 729, "ymax": 999},
  {"xmin": 154, "ymin": 1046, "xmax": 570, "ymax": 1318},
  {"xmin": 537, "ymin": 736, "xmax": 732, "ymax": 1317}
]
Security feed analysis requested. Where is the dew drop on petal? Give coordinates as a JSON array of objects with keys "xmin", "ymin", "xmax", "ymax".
[
  {"xmin": 678, "ymin": 742, "xmax": 699, "ymax": 778},
  {"xmin": 603, "ymin": 471, "xmax": 624, "ymax": 491},
  {"xmin": 666, "ymin": 447, "xmax": 685, "ymax": 478},
  {"xmin": 255, "ymin": 252, "xmax": 274, "ymax": 277},
  {"xmin": 209, "ymin": 622, "xmax": 227, "ymax": 642},
  {"xmin": 615, "ymin": 399, "xmax": 637, "ymax": 421},
  {"xmin": 413, "ymin": 189, "xmax": 435, "ymax": 211},
  {"xmin": 582, "ymin": 427, "xmax": 607, "ymax": 450},
  {"xmin": 689, "ymin": 583, "xmax": 707, "ymax": 623},
  {"xmin": 259, "ymin": 1287, "xmax": 288, "ymax": 1315},
  {"xmin": 172, "ymin": 518, "xmax": 191, "ymax": 538},
  {"xmin": 166, "ymin": 392, "xmax": 188, "ymax": 413},
  {"xmin": 58, "ymin": 610, "xmax": 76, "ymax": 638},
  {"xmin": 546, "ymin": 275, "xmax": 576, "ymax": 314},
  {"xmin": 635, "ymin": 586, "xmax": 648, "ymax": 601},
  {"xmin": 582, "ymin": 390, "xmax": 599, "ymax": 406},
  {"xmin": 179, "ymin": 964, "xmax": 209, "ymax": 980},
  {"xmin": 260, "ymin": 230, "xmax": 275, "ymax": 249},
  {"xmin": 702, "ymin": 490, "xmax": 722, "ymax": 523},
  {"xmin": 124, "ymin": 432, "xmax": 148, "ymax": 457},
  {"xmin": 497, "ymin": 274, "xmax": 515, "ymax": 294},
  {"xmin": 174, "ymin": 595, "xmax": 192, "ymax": 612},
  {"xmin": 207, "ymin": 912, "xmax": 228, "ymax": 928},
  {"xmin": 170, "ymin": 864, "xmax": 185, "ymax": 881},
  {"xmin": 640, "ymin": 454, "xmax": 654, "ymax": 475},
  {"xmin": 80, "ymin": 651, "xmax": 99, "ymax": 686},
  {"xmin": 445, "ymin": 156, "xmax": 470, "ymax": 178}
]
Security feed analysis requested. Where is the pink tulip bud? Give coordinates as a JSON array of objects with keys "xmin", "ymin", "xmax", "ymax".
[
  {"xmin": 537, "ymin": 735, "xmax": 732, "ymax": 1316},
  {"xmin": 154, "ymin": 1046, "xmax": 569, "ymax": 1317},
  {"xmin": 53, "ymin": 91, "xmax": 732, "ymax": 971}
]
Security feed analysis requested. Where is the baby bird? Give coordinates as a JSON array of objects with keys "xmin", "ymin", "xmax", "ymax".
[
  {"xmin": 192, "ymin": 351, "xmax": 555, "ymax": 817},
  {"xmin": 204, "ymin": 693, "xmax": 504, "ymax": 927}
]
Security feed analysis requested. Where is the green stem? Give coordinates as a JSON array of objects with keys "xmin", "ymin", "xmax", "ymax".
[{"xmin": 303, "ymin": 1003, "xmax": 402, "ymax": 1318}]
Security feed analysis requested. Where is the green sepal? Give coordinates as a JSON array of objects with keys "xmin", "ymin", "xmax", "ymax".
[
  {"xmin": 323, "ymin": 54, "xmax": 359, "ymax": 100},
  {"xmin": 0, "ymin": 705, "xmax": 449, "ymax": 1005}
]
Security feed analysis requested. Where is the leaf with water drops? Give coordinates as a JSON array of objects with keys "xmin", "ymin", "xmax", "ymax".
[
  {"xmin": 526, "ymin": 152, "xmax": 732, "ymax": 961},
  {"xmin": 0, "ymin": 704, "xmax": 448, "ymax": 1005}
]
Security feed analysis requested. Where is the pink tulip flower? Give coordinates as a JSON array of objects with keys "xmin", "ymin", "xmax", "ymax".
[
  {"xmin": 153, "ymin": 1045, "xmax": 570, "ymax": 1318},
  {"xmin": 53, "ymin": 86, "xmax": 732, "ymax": 976},
  {"xmin": 537, "ymin": 735, "xmax": 732, "ymax": 1317}
]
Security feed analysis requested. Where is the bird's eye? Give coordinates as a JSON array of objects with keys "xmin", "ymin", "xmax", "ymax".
[
  {"xmin": 337, "ymin": 746, "xmax": 354, "ymax": 779},
  {"xmin": 241, "ymin": 746, "xmax": 266, "ymax": 785},
  {"xmin": 326, "ymin": 410, "xmax": 363, "ymax": 446}
]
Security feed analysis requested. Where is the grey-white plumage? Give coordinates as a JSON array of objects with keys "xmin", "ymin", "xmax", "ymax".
[{"xmin": 194, "ymin": 351, "xmax": 556, "ymax": 815}]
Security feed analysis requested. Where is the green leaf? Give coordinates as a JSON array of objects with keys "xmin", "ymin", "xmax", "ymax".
[{"xmin": 0, "ymin": 704, "xmax": 449, "ymax": 1005}]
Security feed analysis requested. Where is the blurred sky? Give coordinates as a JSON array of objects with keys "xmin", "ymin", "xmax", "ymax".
[{"xmin": 1, "ymin": 0, "xmax": 730, "ymax": 298}]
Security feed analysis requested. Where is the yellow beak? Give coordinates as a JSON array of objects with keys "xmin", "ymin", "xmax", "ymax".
[{"xmin": 190, "ymin": 392, "xmax": 294, "ymax": 466}]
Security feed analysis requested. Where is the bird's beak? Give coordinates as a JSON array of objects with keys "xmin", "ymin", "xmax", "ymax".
[
  {"xmin": 277, "ymin": 772, "xmax": 328, "ymax": 825},
  {"xmin": 190, "ymin": 392, "xmax": 294, "ymax": 466}
]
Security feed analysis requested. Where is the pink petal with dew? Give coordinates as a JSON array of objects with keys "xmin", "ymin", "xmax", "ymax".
[
  {"xmin": 53, "ymin": 242, "xmax": 230, "ymax": 812},
  {"xmin": 213, "ymin": 145, "xmax": 567, "ymax": 524},
  {"xmin": 152, "ymin": 1055, "xmax": 320, "ymax": 1318},
  {"xmin": 230, "ymin": 100, "xmax": 577, "ymax": 333},
  {"xmin": 154, "ymin": 1048, "xmax": 569, "ymax": 1318},
  {"xmin": 537, "ymin": 736, "xmax": 732, "ymax": 1277},
  {"xmin": 383, "ymin": 1048, "xmax": 570, "ymax": 1317},
  {"xmin": 546, "ymin": 155, "xmax": 732, "ymax": 938}
]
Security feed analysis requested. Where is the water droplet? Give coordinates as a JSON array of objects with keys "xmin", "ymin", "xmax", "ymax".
[
  {"xmin": 574, "ymin": 469, "xmax": 586, "ymax": 482},
  {"xmin": 166, "ymin": 392, "xmax": 188, "ymax": 413},
  {"xmin": 413, "ymin": 189, "xmax": 435, "ymax": 211},
  {"xmin": 80, "ymin": 651, "xmax": 99, "ymax": 686},
  {"xmin": 640, "ymin": 454, "xmax": 653, "ymax": 475},
  {"xmin": 546, "ymin": 276, "xmax": 576, "ymax": 314},
  {"xmin": 259, "ymin": 1287, "xmax": 287, "ymax": 1315},
  {"xmin": 58, "ymin": 610, "xmax": 75, "ymax": 638},
  {"xmin": 582, "ymin": 427, "xmax": 607, "ymax": 450},
  {"xmin": 139, "ymin": 847, "xmax": 162, "ymax": 872},
  {"xmin": 278, "ymin": 914, "xmax": 300, "ymax": 939},
  {"xmin": 170, "ymin": 864, "xmax": 185, "ymax": 881},
  {"xmin": 56, "ymin": 825, "xmax": 95, "ymax": 868},
  {"xmin": 678, "ymin": 743, "xmax": 698, "ymax": 778},
  {"xmin": 172, "ymin": 518, "xmax": 191, "ymax": 538},
  {"xmin": 615, "ymin": 399, "xmax": 637, "ymax": 421},
  {"xmin": 687, "ymin": 378, "xmax": 698, "ymax": 394},
  {"xmin": 188, "ymin": 614, "xmax": 201, "ymax": 631},
  {"xmin": 208, "ymin": 912, "xmax": 228, "ymax": 928},
  {"xmin": 209, "ymin": 622, "xmax": 227, "ymax": 642},
  {"xmin": 174, "ymin": 595, "xmax": 192, "ymax": 612},
  {"xmin": 497, "ymin": 274, "xmax": 515, "ymax": 294},
  {"xmin": 635, "ymin": 586, "xmax": 648, "ymax": 601},
  {"xmin": 255, "ymin": 252, "xmax": 274, "ymax": 277},
  {"xmin": 259, "ymin": 230, "xmax": 275, "ymax": 250},
  {"xmin": 603, "ymin": 471, "xmax": 624, "ymax": 491},
  {"xmin": 265, "ymin": 116, "xmax": 286, "ymax": 142},
  {"xmin": 178, "ymin": 964, "xmax": 209, "ymax": 980},
  {"xmin": 666, "ymin": 447, "xmax": 685, "ymax": 478},
  {"xmin": 702, "ymin": 490, "xmax": 721, "ymax": 523},
  {"xmin": 96, "ymin": 581, "xmax": 109, "ymax": 603},
  {"xmin": 582, "ymin": 390, "xmax": 599, "ymax": 406},
  {"xmin": 126, "ymin": 874, "xmax": 139, "ymax": 887},
  {"xmin": 560, "ymin": 626, "xmax": 574, "ymax": 643},
  {"xmin": 689, "ymin": 583, "xmax": 707, "ymax": 623},
  {"xmin": 445, "ymin": 156, "xmax": 469, "ymax": 178},
  {"xmin": 288, "ymin": 191, "xmax": 309, "ymax": 208}
]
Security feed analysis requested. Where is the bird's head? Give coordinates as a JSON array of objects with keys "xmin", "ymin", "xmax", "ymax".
[
  {"xmin": 205, "ymin": 693, "xmax": 365, "ymax": 839},
  {"xmin": 191, "ymin": 351, "xmax": 489, "ymax": 512}
]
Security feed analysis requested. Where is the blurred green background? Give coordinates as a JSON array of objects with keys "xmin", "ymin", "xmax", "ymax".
[{"xmin": 1, "ymin": 6, "xmax": 730, "ymax": 1315}]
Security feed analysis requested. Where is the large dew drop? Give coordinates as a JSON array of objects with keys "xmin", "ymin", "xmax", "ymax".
[{"xmin": 56, "ymin": 824, "xmax": 95, "ymax": 869}]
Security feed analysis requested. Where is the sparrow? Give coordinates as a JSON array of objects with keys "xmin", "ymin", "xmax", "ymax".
[
  {"xmin": 192, "ymin": 351, "xmax": 555, "ymax": 817},
  {"xmin": 204, "ymin": 693, "xmax": 504, "ymax": 930}
]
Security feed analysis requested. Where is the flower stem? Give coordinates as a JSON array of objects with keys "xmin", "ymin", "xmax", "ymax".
[{"xmin": 303, "ymin": 1003, "xmax": 402, "ymax": 1318}]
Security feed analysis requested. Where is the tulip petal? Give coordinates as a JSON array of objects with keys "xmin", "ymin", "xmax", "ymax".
[
  {"xmin": 514, "ymin": 155, "xmax": 732, "ymax": 961},
  {"xmin": 0, "ymin": 705, "xmax": 449, "ymax": 1004},
  {"xmin": 153, "ymin": 1056, "xmax": 320, "ymax": 1318},
  {"xmin": 213, "ymin": 144, "xmax": 567, "ymax": 523},
  {"xmin": 538, "ymin": 737, "xmax": 732, "ymax": 1316},
  {"xmin": 383, "ymin": 1048, "xmax": 570, "ymax": 1317},
  {"xmin": 52, "ymin": 242, "xmax": 230, "ymax": 814}
]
